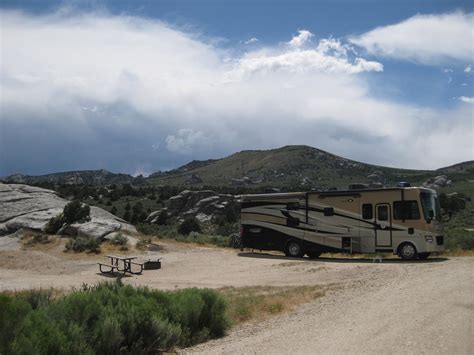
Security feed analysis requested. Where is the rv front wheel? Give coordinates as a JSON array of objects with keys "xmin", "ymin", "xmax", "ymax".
[
  {"xmin": 399, "ymin": 243, "xmax": 417, "ymax": 261},
  {"xmin": 286, "ymin": 241, "xmax": 304, "ymax": 258}
]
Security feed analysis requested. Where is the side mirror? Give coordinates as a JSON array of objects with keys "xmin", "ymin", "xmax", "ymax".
[{"xmin": 426, "ymin": 209, "xmax": 434, "ymax": 224}]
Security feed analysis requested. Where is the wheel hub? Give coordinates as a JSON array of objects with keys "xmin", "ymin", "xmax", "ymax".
[
  {"xmin": 289, "ymin": 243, "xmax": 300, "ymax": 256},
  {"xmin": 402, "ymin": 244, "xmax": 415, "ymax": 258}
]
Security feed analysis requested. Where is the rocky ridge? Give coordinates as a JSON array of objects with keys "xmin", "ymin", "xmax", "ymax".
[
  {"xmin": 147, "ymin": 190, "xmax": 238, "ymax": 224},
  {"xmin": 423, "ymin": 175, "xmax": 453, "ymax": 189},
  {"xmin": 2, "ymin": 169, "xmax": 135, "ymax": 186},
  {"xmin": 0, "ymin": 183, "xmax": 136, "ymax": 240}
]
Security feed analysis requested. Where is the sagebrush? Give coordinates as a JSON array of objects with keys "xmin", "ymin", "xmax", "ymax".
[{"xmin": 0, "ymin": 282, "xmax": 229, "ymax": 354}]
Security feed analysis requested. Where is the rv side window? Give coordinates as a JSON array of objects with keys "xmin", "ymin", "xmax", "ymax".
[
  {"xmin": 377, "ymin": 205, "xmax": 389, "ymax": 221},
  {"xmin": 362, "ymin": 204, "xmax": 373, "ymax": 219},
  {"xmin": 393, "ymin": 201, "xmax": 420, "ymax": 220},
  {"xmin": 286, "ymin": 202, "xmax": 299, "ymax": 210},
  {"xmin": 324, "ymin": 207, "xmax": 334, "ymax": 216}
]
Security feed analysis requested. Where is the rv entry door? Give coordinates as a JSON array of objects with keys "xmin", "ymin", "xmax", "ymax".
[{"xmin": 375, "ymin": 204, "xmax": 392, "ymax": 247}]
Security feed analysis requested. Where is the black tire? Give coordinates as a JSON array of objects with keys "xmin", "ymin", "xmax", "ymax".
[
  {"xmin": 398, "ymin": 243, "xmax": 417, "ymax": 260},
  {"xmin": 285, "ymin": 240, "xmax": 304, "ymax": 258},
  {"xmin": 306, "ymin": 251, "xmax": 322, "ymax": 259},
  {"xmin": 418, "ymin": 252, "xmax": 431, "ymax": 260}
]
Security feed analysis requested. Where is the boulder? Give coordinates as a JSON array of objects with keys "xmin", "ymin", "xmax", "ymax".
[
  {"xmin": 0, "ymin": 183, "xmax": 136, "ymax": 240},
  {"xmin": 367, "ymin": 171, "xmax": 385, "ymax": 185},
  {"xmin": 230, "ymin": 176, "xmax": 254, "ymax": 186},
  {"xmin": 423, "ymin": 175, "xmax": 453, "ymax": 189}
]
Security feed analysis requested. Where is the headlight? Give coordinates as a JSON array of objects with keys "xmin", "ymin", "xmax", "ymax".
[{"xmin": 425, "ymin": 235, "xmax": 433, "ymax": 243}]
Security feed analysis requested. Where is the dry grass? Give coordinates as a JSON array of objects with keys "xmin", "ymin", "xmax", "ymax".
[
  {"xmin": 219, "ymin": 285, "xmax": 328, "ymax": 325},
  {"xmin": 99, "ymin": 241, "xmax": 134, "ymax": 254},
  {"xmin": 21, "ymin": 233, "xmax": 60, "ymax": 251},
  {"xmin": 441, "ymin": 249, "xmax": 474, "ymax": 257}
]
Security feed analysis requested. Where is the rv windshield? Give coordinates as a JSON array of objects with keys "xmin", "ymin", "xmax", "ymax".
[{"xmin": 420, "ymin": 192, "xmax": 442, "ymax": 222}]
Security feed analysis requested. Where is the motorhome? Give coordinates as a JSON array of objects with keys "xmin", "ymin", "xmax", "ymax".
[{"xmin": 240, "ymin": 186, "xmax": 444, "ymax": 260}]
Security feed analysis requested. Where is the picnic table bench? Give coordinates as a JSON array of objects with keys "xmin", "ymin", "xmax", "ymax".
[{"xmin": 98, "ymin": 255, "xmax": 144, "ymax": 275}]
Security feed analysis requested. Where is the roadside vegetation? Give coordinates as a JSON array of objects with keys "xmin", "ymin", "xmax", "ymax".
[
  {"xmin": 220, "ymin": 286, "xmax": 327, "ymax": 324},
  {"xmin": 0, "ymin": 281, "xmax": 229, "ymax": 354},
  {"xmin": 0, "ymin": 281, "xmax": 331, "ymax": 354},
  {"xmin": 438, "ymin": 183, "xmax": 474, "ymax": 251}
]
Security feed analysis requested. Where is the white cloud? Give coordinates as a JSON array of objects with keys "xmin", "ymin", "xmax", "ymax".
[
  {"xmin": 288, "ymin": 30, "xmax": 313, "ymax": 48},
  {"xmin": 244, "ymin": 37, "xmax": 259, "ymax": 45},
  {"xmin": 350, "ymin": 12, "xmax": 474, "ymax": 64},
  {"xmin": 0, "ymin": 10, "xmax": 472, "ymax": 174},
  {"xmin": 465, "ymin": 65, "xmax": 472, "ymax": 73},
  {"xmin": 459, "ymin": 96, "xmax": 474, "ymax": 104},
  {"xmin": 232, "ymin": 37, "xmax": 383, "ymax": 78},
  {"xmin": 165, "ymin": 129, "xmax": 209, "ymax": 154}
]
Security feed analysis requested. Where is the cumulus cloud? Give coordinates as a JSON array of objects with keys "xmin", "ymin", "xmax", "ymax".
[
  {"xmin": 350, "ymin": 12, "xmax": 474, "ymax": 64},
  {"xmin": 459, "ymin": 96, "xmax": 474, "ymax": 104},
  {"xmin": 165, "ymin": 129, "xmax": 209, "ymax": 154},
  {"xmin": 244, "ymin": 37, "xmax": 259, "ymax": 44},
  {"xmin": 288, "ymin": 30, "xmax": 313, "ymax": 48},
  {"xmin": 465, "ymin": 65, "xmax": 472, "ymax": 73},
  {"xmin": 231, "ymin": 37, "xmax": 383, "ymax": 78},
  {"xmin": 0, "ymin": 10, "xmax": 472, "ymax": 175}
]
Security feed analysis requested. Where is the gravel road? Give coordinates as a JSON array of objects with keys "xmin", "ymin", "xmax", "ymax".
[{"xmin": 187, "ymin": 256, "xmax": 473, "ymax": 354}]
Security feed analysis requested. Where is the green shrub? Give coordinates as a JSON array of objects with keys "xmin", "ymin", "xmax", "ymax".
[
  {"xmin": 63, "ymin": 200, "xmax": 91, "ymax": 225},
  {"xmin": 156, "ymin": 210, "xmax": 168, "ymax": 225},
  {"xmin": 229, "ymin": 233, "xmax": 242, "ymax": 249},
  {"xmin": 45, "ymin": 214, "xmax": 64, "ymax": 234},
  {"xmin": 123, "ymin": 210, "xmax": 131, "ymax": 222},
  {"xmin": 216, "ymin": 222, "xmax": 238, "ymax": 237},
  {"xmin": 0, "ymin": 282, "xmax": 229, "ymax": 353},
  {"xmin": 445, "ymin": 228, "xmax": 474, "ymax": 250},
  {"xmin": 136, "ymin": 223, "xmax": 161, "ymax": 236},
  {"xmin": 110, "ymin": 233, "xmax": 128, "ymax": 246},
  {"xmin": 0, "ymin": 295, "xmax": 32, "ymax": 354},
  {"xmin": 178, "ymin": 218, "xmax": 202, "ymax": 235},
  {"xmin": 25, "ymin": 233, "xmax": 50, "ymax": 245},
  {"xmin": 137, "ymin": 224, "xmax": 233, "ymax": 247},
  {"xmin": 65, "ymin": 236, "xmax": 100, "ymax": 253},
  {"xmin": 15, "ymin": 288, "xmax": 55, "ymax": 309}
]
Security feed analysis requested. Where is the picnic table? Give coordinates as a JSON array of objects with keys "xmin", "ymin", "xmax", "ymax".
[{"xmin": 98, "ymin": 255, "xmax": 144, "ymax": 275}]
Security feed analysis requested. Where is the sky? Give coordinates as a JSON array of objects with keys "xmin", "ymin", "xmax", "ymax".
[{"xmin": 0, "ymin": 0, "xmax": 473, "ymax": 176}]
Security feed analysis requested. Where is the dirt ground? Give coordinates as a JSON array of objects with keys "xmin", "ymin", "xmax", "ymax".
[{"xmin": 1, "ymin": 237, "xmax": 473, "ymax": 354}]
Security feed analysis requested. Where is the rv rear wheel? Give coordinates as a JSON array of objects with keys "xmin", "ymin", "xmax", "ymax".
[
  {"xmin": 286, "ymin": 240, "xmax": 304, "ymax": 258},
  {"xmin": 306, "ymin": 251, "xmax": 322, "ymax": 259},
  {"xmin": 418, "ymin": 252, "xmax": 431, "ymax": 260},
  {"xmin": 399, "ymin": 243, "xmax": 417, "ymax": 261}
]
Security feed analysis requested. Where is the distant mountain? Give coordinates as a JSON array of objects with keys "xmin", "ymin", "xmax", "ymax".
[
  {"xmin": 1, "ymin": 169, "xmax": 136, "ymax": 186},
  {"xmin": 148, "ymin": 145, "xmax": 474, "ymax": 189},
  {"xmin": 3, "ymin": 145, "xmax": 473, "ymax": 190}
]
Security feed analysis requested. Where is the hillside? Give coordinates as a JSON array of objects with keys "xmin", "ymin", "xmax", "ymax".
[
  {"xmin": 148, "ymin": 145, "xmax": 474, "ymax": 189},
  {"xmin": 3, "ymin": 145, "xmax": 473, "ymax": 191},
  {"xmin": 2, "ymin": 169, "xmax": 136, "ymax": 186}
]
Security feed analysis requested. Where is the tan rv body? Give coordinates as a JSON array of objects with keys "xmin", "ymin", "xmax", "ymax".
[{"xmin": 240, "ymin": 187, "xmax": 444, "ymax": 260}]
